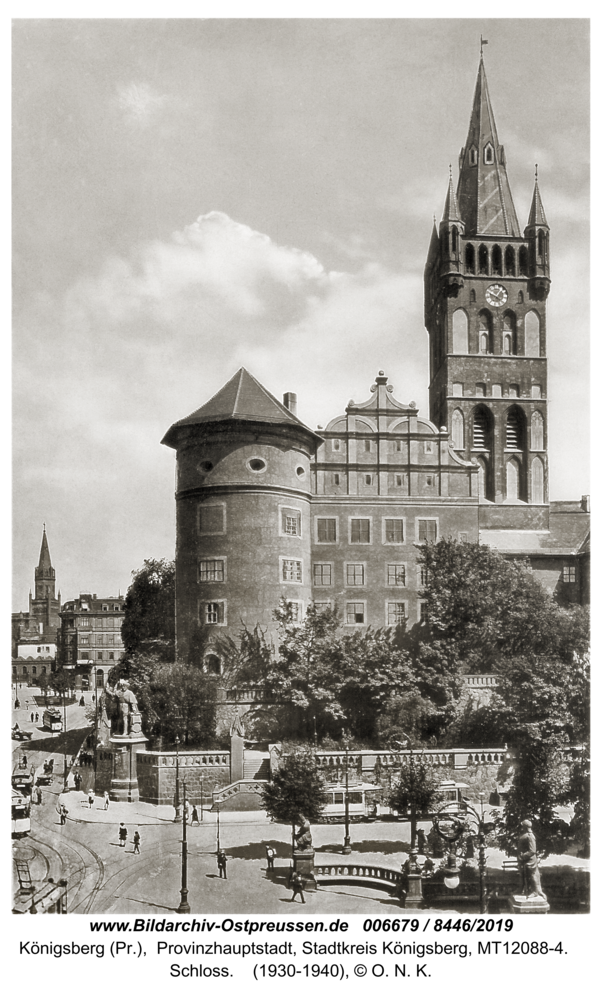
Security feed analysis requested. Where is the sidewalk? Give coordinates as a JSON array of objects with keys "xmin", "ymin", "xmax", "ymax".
[{"xmin": 59, "ymin": 792, "xmax": 270, "ymax": 827}]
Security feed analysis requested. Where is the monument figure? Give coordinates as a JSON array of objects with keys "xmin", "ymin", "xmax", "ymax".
[
  {"xmin": 517, "ymin": 820, "xmax": 546, "ymax": 898},
  {"xmin": 294, "ymin": 814, "xmax": 313, "ymax": 852}
]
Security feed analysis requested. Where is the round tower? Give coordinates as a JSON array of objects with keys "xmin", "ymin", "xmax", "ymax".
[{"xmin": 162, "ymin": 369, "xmax": 322, "ymax": 673}]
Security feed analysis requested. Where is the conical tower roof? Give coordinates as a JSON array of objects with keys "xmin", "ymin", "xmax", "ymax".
[
  {"xmin": 441, "ymin": 175, "xmax": 462, "ymax": 224},
  {"xmin": 527, "ymin": 177, "xmax": 549, "ymax": 228},
  {"xmin": 37, "ymin": 528, "xmax": 52, "ymax": 573},
  {"xmin": 457, "ymin": 58, "xmax": 521, "ymax": 238},
  {"xmin": 162, "ymin": 368, "xmax": 321, "ymax": 449}
]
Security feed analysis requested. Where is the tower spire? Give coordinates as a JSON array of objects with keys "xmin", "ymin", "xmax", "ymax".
[
  {"xmin": 37, "ymin": 525, "xmax": 52, "ymax": 573},
  {"xmin": 441, "ymin": 170, "xmax": 462, "ymax": 224},
  {"xmin": 456, "ymin": 57, "xmax": 521, "ymax": 237},
  {"xmin": 527, "ymin": 169, "xmax": 549, "ymax": 228}
]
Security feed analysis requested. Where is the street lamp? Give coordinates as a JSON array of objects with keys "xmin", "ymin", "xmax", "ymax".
[
  {"xmin": 176, "ymin": 779, "xmax": 191, "ymax": 913},
  {"xmin": 173, "ymin": 735, "xmax": 182, "ymax": 822},
  {"xmin": 394, "ymin": 734, "xmax": 417, "ymax": 850},
  {"xmin": 200, "ymin": 777, "xmax": 204, "ymax": 822},
  {"xmin": 433, "ymin": 794, "xmax": 489, "ymax": 913},
  {"xmin": 14, "ymin": 682, "xmax": 20, "ymax": 709},
  {"xmin": 62, "ymin": 687, "xmax": 69, "ymax": 792},
  {"xmin": 342, "ymin": 736, "xmax": 351, "ymax": 855},
  {"xmin": 216, "ymin": 802, "xmax": 221, "ymax": 853}
]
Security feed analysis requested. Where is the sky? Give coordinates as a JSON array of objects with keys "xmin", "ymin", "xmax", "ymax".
[{"xmin": 12, "ymin": 17, "xmax": 590, "ymax": 610}]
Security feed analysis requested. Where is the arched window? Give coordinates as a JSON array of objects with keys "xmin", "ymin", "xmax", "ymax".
[
  {"xmin": 473, "ymin": 406, "xmax": 492, "ymax": 450},
  {"xmin": 451, "ymin": 409, "xmax": 464, "ymax": 450},
  {"xmin": 503, "ymin": 312, "xmax": 517, "ymax": 355},
  {"xmin": 478, "ymin": 311, "xmax": 492, "ymax": 353},
  {"xmin": 505, "ymin": 246, "xmax": 516, "ymax": 275},
  {"xmin": 518, "ymin": 245, "xmax": 528, "ymax": 276},
  {"xmin": 96, "ymin": 669, "xmax": 104, "ymax": 688},
  {"xmin": 525, "ymin": 310, "xmax": 540, "ymax": 356},
  {"xmin": 484, "ymin": 143, "xmax": 494, "ymax": 164},
  {"xmin": 538, "ymin": 231, "xmax": 545, "ymax": 258},
  {"xmin": 470, "ymin": 289, "xmax": 476, "ymax": 303},
  {"xmin": 518, "ymin": 290, "xmax": 524, "ymax": 304},
  {"xmin": 506, "ymin": 406, "xmax": 525, "ymax": 450},
  {"xmin": 452, "ymin": 309, "xmax": 468, "ymax": 353},
  {"xmin": 492, "ymin": 245, "xmax": 502, "ymax": 275},
  {"xmin": 531, "ymin": 457, "xmax": 544, "ymax": 504},
  {"xmin": 465, "ymin": 244, "xmax": 475, "ymax": 274},
  {"xmin": 451, "ymin": 226, "xmax": 458, "ymax": 253},
  {"xmin": 478, "ymin": 245, "xmax": 489, "ymax": 275},
  {"xmin": 506, "ymin": 457, "xmax": 520, "ymax": 501},
  {"xmin": 205, "ymin": 654, "xmax": 221, "ymax": 675},
  {"xmin": 469, "ymin": 146, "xmax": 478, "ymax": 166},
  {"xmin": 531, "ymin": 411, "xmax": 544, "ymax": 451}
]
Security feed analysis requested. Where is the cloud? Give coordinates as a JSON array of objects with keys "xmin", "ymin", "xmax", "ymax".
[{"xmin": 117, "ymin": 82, "xmax": 168, "ymax": 127}]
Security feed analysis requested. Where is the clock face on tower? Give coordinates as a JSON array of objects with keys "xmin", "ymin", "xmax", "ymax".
[{"xmin": 485, "ymin": 284, "xmax": 508, "ymax": 307}]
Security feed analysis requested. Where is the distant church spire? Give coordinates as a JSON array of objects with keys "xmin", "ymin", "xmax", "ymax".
[
  {"xmin": 34, "ymin": 525, "xmax": 55, "ymax": 602},
  {"xmin": 527, "ymin": 170, "xmax": 549, "ymax": 229},
  {"xmin": 37, "ymin": 526, "xmax": 52, "ymax": 573},
  {"xmin": 456, "ymin": 57, "xmax": 521, "ymax": 237}
]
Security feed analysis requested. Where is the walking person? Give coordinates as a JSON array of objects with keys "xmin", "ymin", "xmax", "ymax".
[
  {"xmin": 133, "ymin": 829, "xmax": 141, "ymax": 854},
  {"xmin": 191, "ymin": 804, "xmax": 200, "ymax": 825},
  {"xmin": 104, "ymin": 790, "xmax": 110, "ymax": 810},
  {"xmin": 30, "ymin": 712, "xmax": 34, "ymax": 723},
  {"xmin": 88, "ymin": 789, "xmax": 94, "ymax": 809},
  {"xmin": 35, "ymin": 713, "xmax": 39, "ymax": 723},
  {"xmin": 266, "ymin": 846, "xmax": 276, "ymax": 871},
  {"xmin": 217, "ymin": 849, "xmax": 227, "ymax": 879},
  {"xmin": 290, "ymin": 870, "xmax": 305, "ymax": 904},
  {"xmin": 118, "ymin": 822, "xmax": 127, "ymax": 847}
]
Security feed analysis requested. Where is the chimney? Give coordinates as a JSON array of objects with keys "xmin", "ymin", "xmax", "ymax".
[
  {"xmin": 283, "ymin": 392, "xmax": 297, "ymax": 416},
  {"xmin": 581, "ymin": 495, "xmax": 590, "ymax": 513}
]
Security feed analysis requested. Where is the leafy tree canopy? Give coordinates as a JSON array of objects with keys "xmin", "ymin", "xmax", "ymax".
[
  {"xmin": 121, "ymin": 559, "xmax": 175, "ymax": 666},
  {"xmin": 261, "ymin": 749, "xmax": 328, "ymax": 827}
]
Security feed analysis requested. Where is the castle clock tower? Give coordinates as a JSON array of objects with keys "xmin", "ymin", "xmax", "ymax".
[{"xmin": 424, "ymin": 56, "xmax": 550, "ymax": 510}]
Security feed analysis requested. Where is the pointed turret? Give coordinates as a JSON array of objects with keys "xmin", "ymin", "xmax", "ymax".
[
  {"xmin": 526, "ymin": 176, "xmax": 549, "ymax": 229},
  {"xmin": 456, "ymin": 58, "xmax": 521, "ymax": 237},
  {"xmin": 37, "ymin": 527, "xmax": 52, "ymax": 573},
  {"xmin": 441, "ymin": 175, "xmax": 462, "ymax": 225}
]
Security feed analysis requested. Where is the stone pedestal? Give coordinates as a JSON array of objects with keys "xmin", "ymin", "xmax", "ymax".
[
  {"xmin": 510, "ymin": 894, "xmax": 550, "ymax": 914},
  {"xmin": 293, "ymin": 849, "xmax": 317, "ymax": 890},
  {"xmin": 109, "ymin": 713, "xmax": 147, "ymax": 802},
  {"xmin": 403, "ymin": 873, "xmax": 424, "ymax": 909}
]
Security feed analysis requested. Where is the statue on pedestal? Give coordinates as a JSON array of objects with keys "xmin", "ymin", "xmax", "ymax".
[
  {"xmin": 294, "ymin": 815, "xmax": 313, "ymax": 852},
  {"xmin": 517, "ymin": 820, "xmax": 546, "ymax": 898}
]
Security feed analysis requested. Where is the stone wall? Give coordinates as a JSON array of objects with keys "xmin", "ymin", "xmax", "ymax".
[{"xmin": 136, "ymin": 749, "xmax": 231, "ymax": 807}]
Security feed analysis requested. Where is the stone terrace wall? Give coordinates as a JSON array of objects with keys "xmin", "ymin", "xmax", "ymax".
[{"xmin": 136, "ymin": 750, "xmax": 230, "ymax": 807}]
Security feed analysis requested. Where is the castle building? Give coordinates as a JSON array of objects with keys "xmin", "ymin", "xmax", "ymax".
[
  {"xmin": 12, "ymin": 528, "xmax": 61, "ymax": 681},
  {"xmin": 162, "ymin": 56, "xmax": 589, "ymax": 672}
]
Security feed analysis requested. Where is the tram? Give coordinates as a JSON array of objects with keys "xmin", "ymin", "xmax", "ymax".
[
  {"xmin": 43, "ymin": 708, "xmax": 63, "ymax": 732},
  {"xmin": 12, "ymin": 789, "xmax": 31, "ymax": 838},
  {"xmin": 318, "ymin": 783, "xmax": 380, "ymax": 823},
  {"xmin": 12, "ymin": 763, "xmax": 34, "ymax": 798}
]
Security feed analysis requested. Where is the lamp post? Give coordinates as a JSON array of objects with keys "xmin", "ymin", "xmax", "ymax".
[
  {"xmin": 216, "ymin": 802, "xmax": 221, "ymax": 853},
  {"xmin": 433, "ymin": 794, "xmax": 489, "ymax": 913},
  {"xmin": 173, "ymin": 735, "xmax": 182, "ymax": 822},
  {"xmin": 313, "ymin": 715, "xmax": 317, "ymax": 750},
  {"xmin": 342, "ymin": 736, "xmax": 351, "ymax": 855},
  {"xmin": 176, "ymin": 779, "xmax": 191, "ymax": 913},
  {"xmin": 14, "ymin": 682, "xmax": 20, "ymax": 710},
  {"xmin": 62, "ymin": 686, "xmax": 69, "ymax": 792},
  {"xmin": 394, "ymin": 734, "xmax": 417, "ymax": 850},
  {"xmin": 200, "ymin": 777, "xmax": 204, "ymax": 822}
]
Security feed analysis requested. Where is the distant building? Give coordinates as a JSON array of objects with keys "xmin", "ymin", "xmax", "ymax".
[
  {"xmin": 58, "ymin": 594, "xmax": 125, "ymax": 689},
  {"xmin": 12, "ymin": 528, "xmax": 60, "ymax": 682},
  {"xmin": 162, "ymin": 56, "xmax": 589, "ymax": 675}
]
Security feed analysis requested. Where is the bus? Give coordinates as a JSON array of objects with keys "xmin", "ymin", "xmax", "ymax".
[
  {"xmin": 318, "ymin": 783, "xmax": 380, "ymax": 823},
  {"xmin": 12, "ymin": 789, "xmax": 31, "ymax": 838},
  {"xmin": 43, "ymin": 708, "xmax": 63, "ymax": 732}
]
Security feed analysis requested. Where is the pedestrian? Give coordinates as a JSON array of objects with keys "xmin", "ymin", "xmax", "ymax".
[
  {"xmin": 217, "ymin": 849, "xmax": 227, "ymax": 878},
  {"xmin": 35, "ymin": 713, "xmax": 39, "ymax": 722},
  {"xmin": 37, "ymin": 786, "xmax": 43, "ymax": 805},
  {"xmin": 88, "ymin": 789, "xmax": 94, "ymax": 809},
  {"xmin": 133, "ymin": 830, "xmax": 141, "ymax": 854},
  {"xmin": 290, "ymin": 870, "xmax": 305, "ymax": 904},
  {"xmin": 57, "ymin": 803, "xmax": 68, "ymax": 825},
  {"xmin": 416, "ymin": 828, "xmax": 427, "ymax": 854},
  {"xmin": 185, "ymin": 799, "xmax": 191, "ymax": 823},
  {"xmin": 266, "ymin": 846, "xmax": 276, "ymax": 870},
  {"xmin": 118, "ymin": 823, "xmax": 127, "ymax": 847},
  {"xmin": 104, "ymin": 790, "xmax": 110, "ymax": 810},
  {"xmin": 191, "ymin": 804, "xmax": 200, "ymax": 825},
  {"xmin": 30, "ymin": 712, "xmax": 34, "ymax": 723}
]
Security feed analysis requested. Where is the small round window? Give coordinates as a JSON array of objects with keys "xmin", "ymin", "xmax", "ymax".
[
  {"xmin": 199, "ymin": 461, "xmax": 213, "ymax": 472},
  {"xmin": 248, "ymin": 457, "xmax": 266, "ymax": 473},
  {"xmin": 296, "ymin": 466, "xmax": 306, "ymax": 479}
]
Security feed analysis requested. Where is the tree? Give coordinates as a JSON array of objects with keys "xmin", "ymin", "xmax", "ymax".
[
  {"xmin": 238, "ymin": 601, "xmax": 417, "ymax": 742},
  {"xmin": 121, "ymin": 559, "xmax": 176, "ymax": 666},
  {"xmin": 261, "ymin": 749, "xmax": 328, "ymax": 850},
  {"xmin": 389, "ymin": 752, "xmax": 440, "ymax": 849}
]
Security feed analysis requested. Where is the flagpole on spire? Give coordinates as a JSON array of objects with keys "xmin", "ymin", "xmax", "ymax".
[
  {"xmin": 480, "ymin": 35, "xmax": 488, "ymax": 58},
  {"xmin": 535, "ymin": 163, "xmax": 538, "ymax": 181}
]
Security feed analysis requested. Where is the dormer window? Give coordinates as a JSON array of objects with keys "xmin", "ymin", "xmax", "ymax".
[
  {"xmin": 469, "ymin": 146, "xmax": 478, "ymax": 166},
  {"xmin": 484, "ymin": 143, "xmax": 494, "ymax": 164}
]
